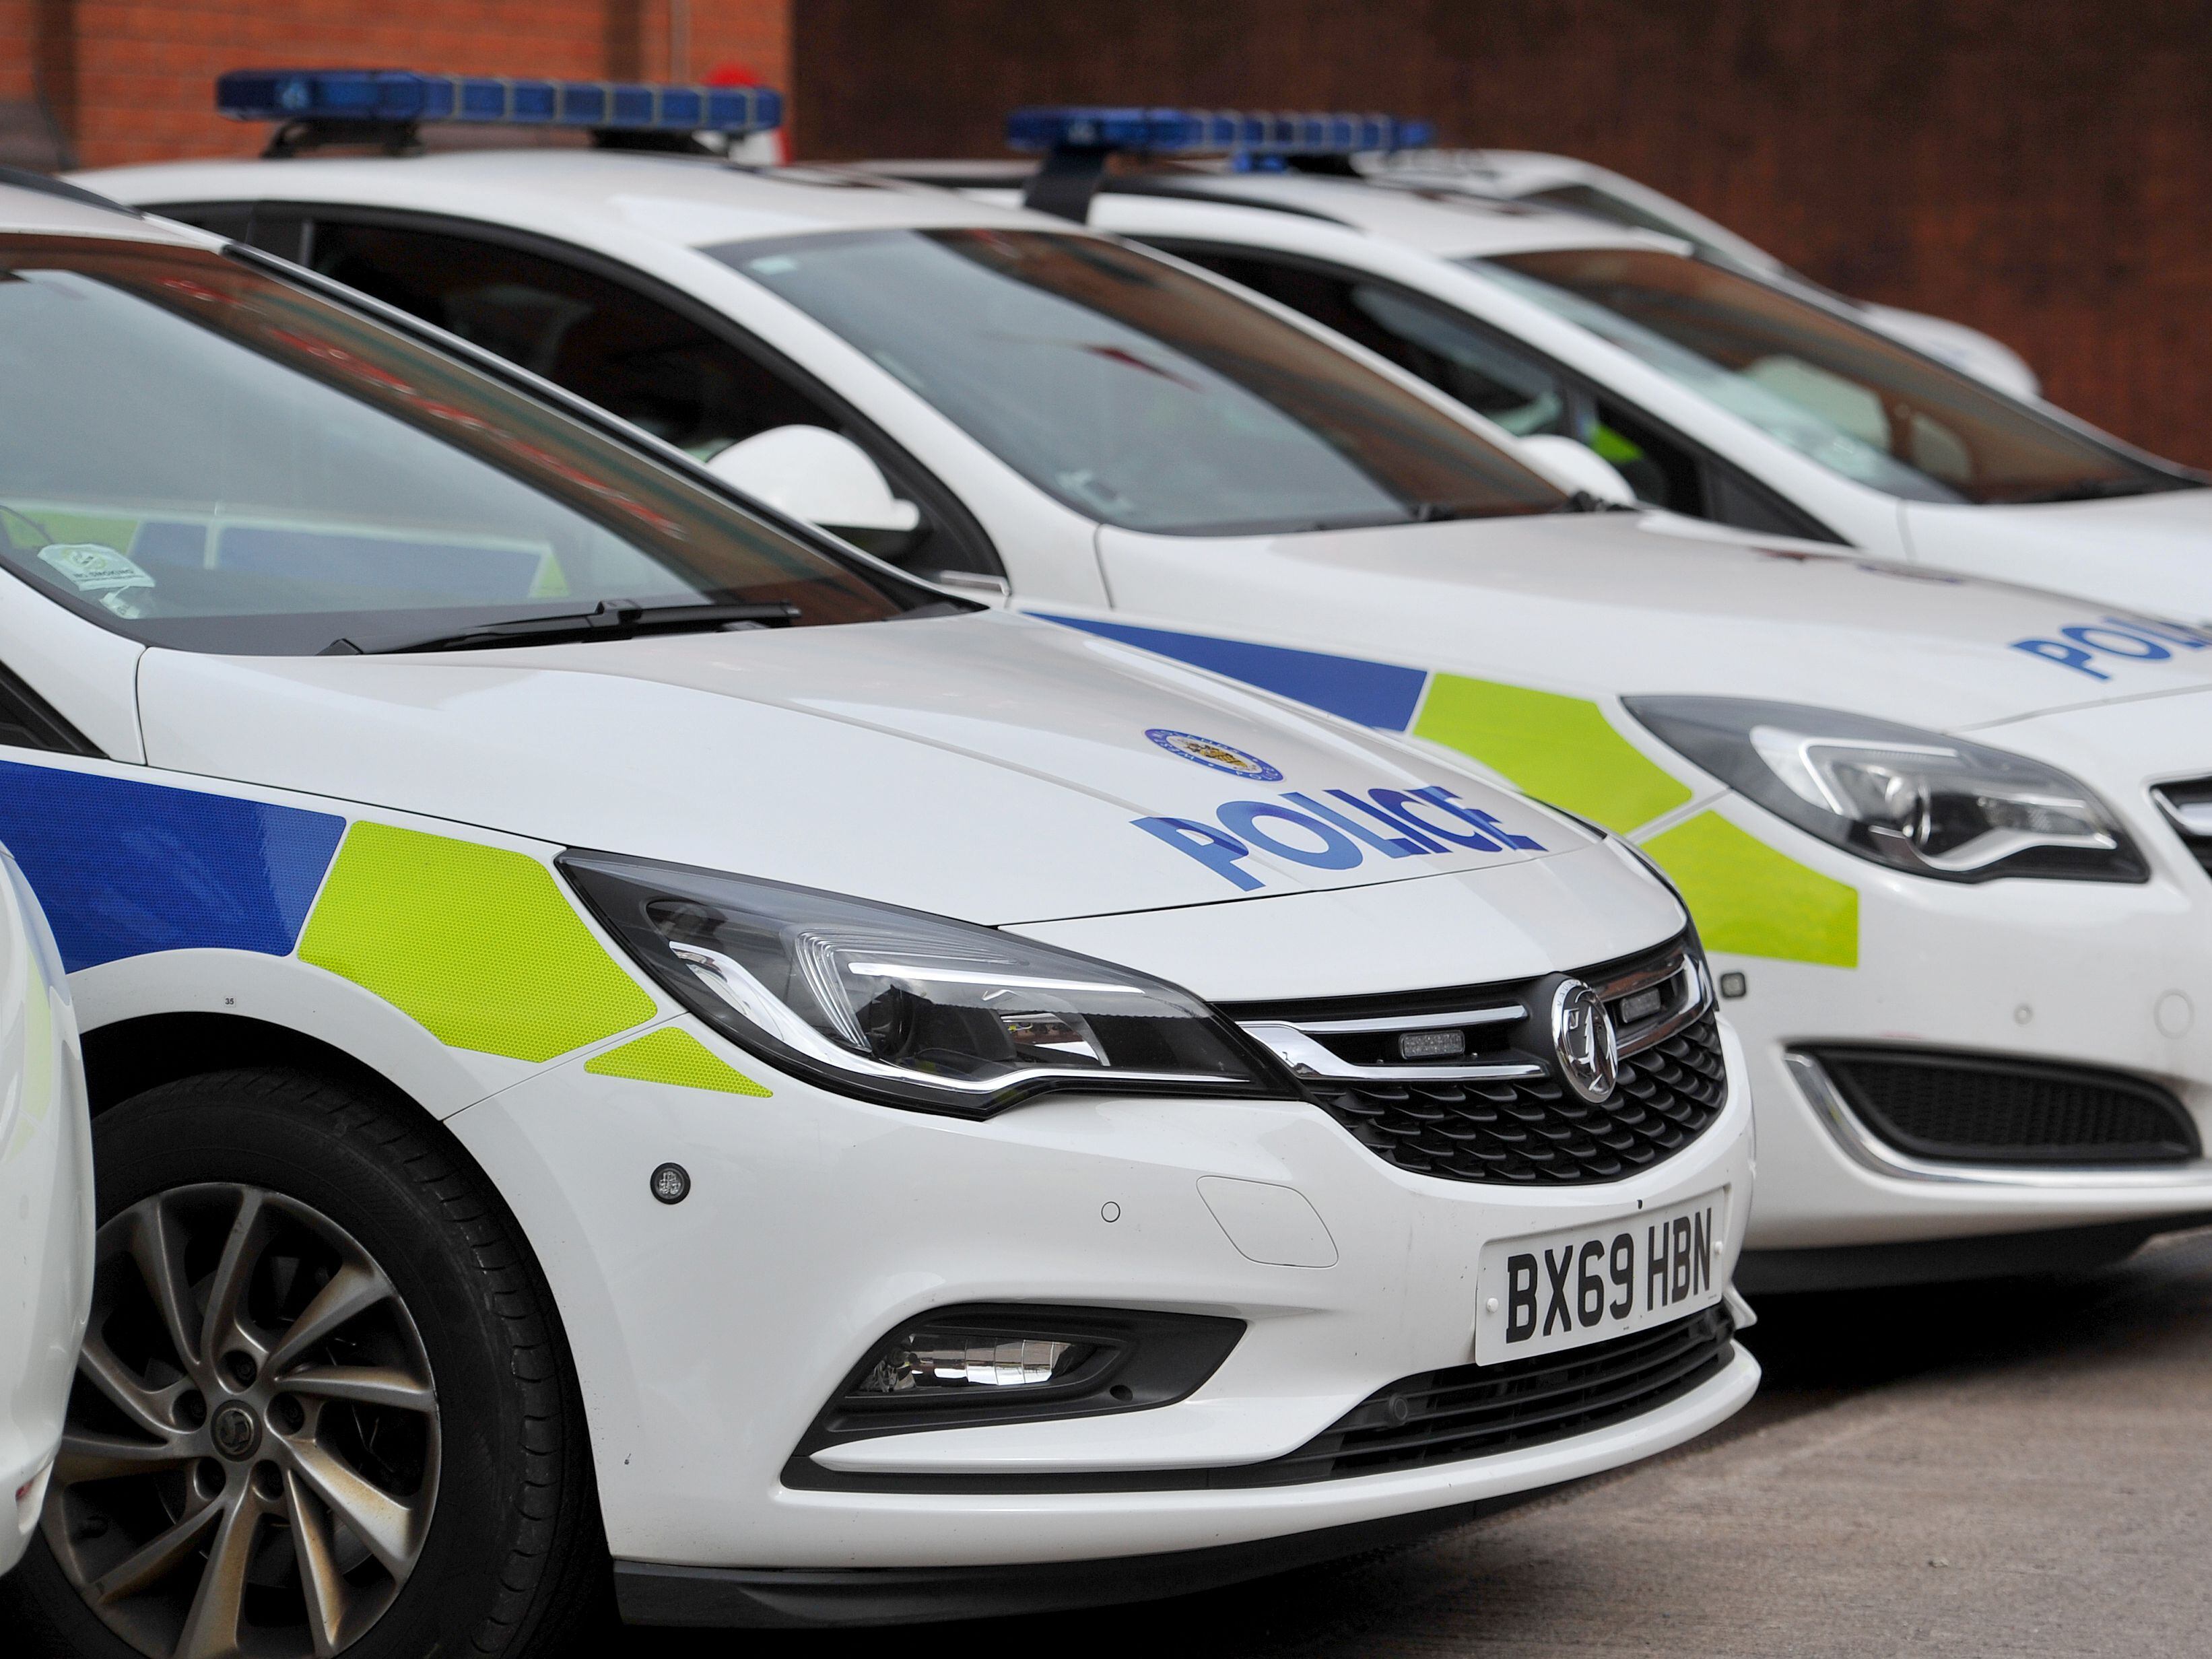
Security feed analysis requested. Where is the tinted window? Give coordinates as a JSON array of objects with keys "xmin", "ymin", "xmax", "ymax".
[
  {"xmin": 1163, "ymin": 247, "xmax": 1716, "ymax": 514},
  {"xmin": 0, "ymin": 237, "xmax": 899, "ymax": 654},
  {"xmin": 1481, "ymin": 247, "xmax": 2197, "ymax": 506},
  {"xmin": 307, "ymin": 219, "xmax": 830, "ymax": 461},
  {"xmin": 1168, "ymin": 248, "xmax": 1570, "ymax": 439},
  {"xmin": 713, "ymin": 228, "xmax": 1566, "ymax": 536},
  {"xmin": 298, "ymin": 217, "xmax": 992, "ymax": 575}
]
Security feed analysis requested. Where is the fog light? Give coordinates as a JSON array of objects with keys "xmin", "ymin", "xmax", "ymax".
[{"xmin": 858, "ymin": 1334, "xmax": 1090, "ymax": 1394}]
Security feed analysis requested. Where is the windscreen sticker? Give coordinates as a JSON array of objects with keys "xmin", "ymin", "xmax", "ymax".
[
  {"xmin": 38, "ymin": 542, "xmax": 156, "ymax": 595},
  {"xmin": 2010, "ymin": 615, "xmax": 2212, "ymax": 679}
]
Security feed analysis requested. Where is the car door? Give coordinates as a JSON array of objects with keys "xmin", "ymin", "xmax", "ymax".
[
  {"xmin": 1150, "ymin": 241, "xmax": 1840, "ymax": 542},
  {"xmin": 159, "ymin": 201, "xmax": 1010, "ymax": 590}
]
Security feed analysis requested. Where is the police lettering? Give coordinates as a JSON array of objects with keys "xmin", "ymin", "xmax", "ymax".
[
  {"xmin": 2011, "ymin": 615, "xmax": 2212, "ymax": 680},
  {"xmin": 1133, "ymin": 782, "xmax": 1546, "ymax": 889}
]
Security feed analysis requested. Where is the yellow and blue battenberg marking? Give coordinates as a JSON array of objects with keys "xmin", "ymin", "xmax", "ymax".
[
  {"xmin": 0, "ymin": 761, "xmax": 767, "ymax": 1091},
  {"xmin": 1045, "ymin": 613, "xmax": 1860, "ymax": 968},
  {"xmin": 0, "ymin": 760, "xmax": 345, "ymax": 972}
]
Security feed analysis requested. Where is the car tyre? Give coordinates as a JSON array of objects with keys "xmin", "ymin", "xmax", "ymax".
[{"xmin": 5, "ymin": 1066, "xmax": 608, "ymax": 1659}]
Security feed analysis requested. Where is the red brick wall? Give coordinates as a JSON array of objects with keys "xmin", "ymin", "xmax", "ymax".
[
  {"xmin": 3, "ymin": 0, "xmax": 789, "ymax": 170},
  {"xmin": 793, "ymin": 0, "xmax": 2212, "ymax": 472}
]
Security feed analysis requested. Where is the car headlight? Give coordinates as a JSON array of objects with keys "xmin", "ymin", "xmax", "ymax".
[
  {"xmin": 1623, "ymin": 698, "xmax": 2146, "ymax": 883},
  {"xmin": 562, "ymin": 851, "xmax": 1285, "ymax": 1115}
]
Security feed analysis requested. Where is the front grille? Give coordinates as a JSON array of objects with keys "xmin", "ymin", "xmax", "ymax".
[
  {"xmin": 1812, "ymin": 1048, "xmax": 2200, "ymax": 1165},
  {"xmin": 1217, "ymin": 1305, "xmax": 1735, "ymax": 1487},
  {"xmin": 2153, "ymin": 777, "xmax": 2212, "ymax": 877},
  {"xmin": 1226, "ymin": 937, "xmax": 1729, "ymax": 1186}
]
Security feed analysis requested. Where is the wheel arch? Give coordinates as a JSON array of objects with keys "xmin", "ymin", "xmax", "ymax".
[{"xmin": 79, "ymin": 1009, "xmax": 406, "ymax": 1117}]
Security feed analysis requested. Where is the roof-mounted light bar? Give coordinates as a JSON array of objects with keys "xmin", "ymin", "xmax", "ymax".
[
  {"xmin": 1005, "ymin": 105, "xmax": 1435, "ymax": 221},
  {"xmin": 216, "ymin": 69, "xmax": 783, "ymax": 159}
]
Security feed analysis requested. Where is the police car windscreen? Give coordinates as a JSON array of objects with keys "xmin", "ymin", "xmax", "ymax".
[
  {"xmin": 1477, "ymin": 247, "xmax": 2198, "ymax": 505},
  {"xmin": 714, "ymin": 228, "xmax": 1566, "ymax": 535},
  {"xmin": 0, "ymin": 236, "xmax": 900, "ymax": 654}
]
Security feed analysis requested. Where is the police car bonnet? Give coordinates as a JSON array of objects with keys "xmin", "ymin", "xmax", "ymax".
[{"xmin": 132, "ymin": 609, "xmax": 1591, "ymax": 928}]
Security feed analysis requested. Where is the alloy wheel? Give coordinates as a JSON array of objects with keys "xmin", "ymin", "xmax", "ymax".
[{"xmin": 43, "ymin": 1182, "xmax": 440, "ymax": 1659}]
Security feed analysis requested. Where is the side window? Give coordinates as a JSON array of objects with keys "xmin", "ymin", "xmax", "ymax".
[
  {"xmin": 1168, "ymin": 248, "xmax": 1570, "ymax": 438},
  {"xmin": 288, "ymin": 215, "xmax": 997, "ymax": 576},
  {"xmin": 1166, "ymin": 246, "xmax": 1724, "ymax": 514},
  {"xmin": 1586, "ymin": 397, "xmax": 1706, "ymax": 516},
  {"xmin": 0, "ymin": 639, "xmax": 98, "ymax": 753},
  {"xmin": 304, "ymin": 219, "xmax": 830, "ymax": 459}
]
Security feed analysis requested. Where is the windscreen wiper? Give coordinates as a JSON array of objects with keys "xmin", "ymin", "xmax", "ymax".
[{"xmin": 322, "ymin": 598, "xmax": 800, "ymax": 656}]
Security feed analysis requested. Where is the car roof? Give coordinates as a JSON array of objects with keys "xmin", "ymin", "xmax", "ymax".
[
  {"xmin": 0, "ymin": 178, "xmax": 213, "ymax": 244},
  {"xmin": 1110, "ymin": 172, "xmax": 1681, "ymax": 259},
  {"xmin": 77, "ymin": 149, "xmax": 1073, "ymax": 252}
]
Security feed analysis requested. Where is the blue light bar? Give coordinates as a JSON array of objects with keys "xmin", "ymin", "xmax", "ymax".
[
  {"xmin": 1006, "ymin": 106, "xmax": 1433, "ymax": 158},
  {"xmin": 216, "ymin": 69, "xmax": 782, "ymax": 135}
]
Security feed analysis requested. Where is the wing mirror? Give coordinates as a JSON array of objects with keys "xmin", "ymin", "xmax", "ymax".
[
  {"xmin": 706, "ymin": 425, "xmax": 925, "ymax": 559},
  {"xmin": 1518, "ymin": 434, "xmax": 1638, "ymax": 507}
]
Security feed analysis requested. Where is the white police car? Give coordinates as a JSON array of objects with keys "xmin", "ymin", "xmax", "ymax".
[
  {"xmin": 85, "ymin": 80, "xmax": 2212, "ymax": 1295},
  {"xmin": 894, "ymin": 111, "xmax": 2212, "ymax": 625},
  {"xmin": 0, "ymin": 168, "xmax": 1757, "ymax": 1653},
  {"xmin": 0, "ymin": 845, "xmax": 91, "ymax": 1580},
  {"xmin": 1366, "ymin": 145, "xmax": 2042, "ymax": 399}
]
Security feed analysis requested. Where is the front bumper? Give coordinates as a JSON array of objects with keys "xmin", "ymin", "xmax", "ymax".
[{"xmin": 450, "ymin": 1012, "xmax": 1755, "ymax": 1572}]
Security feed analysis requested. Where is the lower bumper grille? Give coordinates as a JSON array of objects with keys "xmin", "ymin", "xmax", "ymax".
[
  {"xmin": 1217, "ymin": 1304, "xmax": 1735, "ymax": 1487},
  {"xmin": 1810, "ymin": 1048, "xmax": 2199, "ymax": 1165}
]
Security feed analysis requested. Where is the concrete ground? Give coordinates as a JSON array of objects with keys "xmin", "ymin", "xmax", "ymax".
[{"xmin": 637, "ymin": 1225, "xmax": 2212, "ymax": 1658}]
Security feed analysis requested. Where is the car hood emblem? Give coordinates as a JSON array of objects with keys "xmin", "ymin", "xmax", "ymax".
[{"xmin": 1551, "ymin": 979, "xmax": 1619, "ymax": 1103}]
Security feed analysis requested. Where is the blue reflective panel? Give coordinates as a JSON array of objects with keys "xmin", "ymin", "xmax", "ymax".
[
  {"xmin": 216, "ymin": 67, "xmax": 781, "ymax": 133},
  {"xmin": 1039, "ymin": 615, "xmax": 1428, "ymax": 733},
  {"xmin": 0, "ymin": 761, "xmax": 347, "ymax": 972}
]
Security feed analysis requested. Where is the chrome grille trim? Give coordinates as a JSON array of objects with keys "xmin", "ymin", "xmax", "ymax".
[
  {"xmin": 1239, "ymin": 1021, "xmax": 1546, "ymax": 1084},
  {"xmin": 1612, "ymin": 956, "xmax": 1712, "ymax": 1058},
  {"xmin": 1223, "ymin": 935, "xmax": 1729, "ymax": 1186},
  {"xmin": 1288, "ymin": 1005, "xmax": 1527, "ymax": 1036}
]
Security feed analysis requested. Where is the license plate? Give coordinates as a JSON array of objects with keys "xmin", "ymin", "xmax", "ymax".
[{"xmin": 1474, "ymin": 1190, "xmax": 1728, "ymax": 1365}]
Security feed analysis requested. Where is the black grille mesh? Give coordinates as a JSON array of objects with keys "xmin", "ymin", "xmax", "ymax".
[
  {"xmin": 1816, "ymin": 1048, "xmax": 2199, "ymax": 1165},
  {"xmin": 1217, "ymin": 1304, "xmax": 1735, "ymax": 1487},
  {"xmin": 1306, "ymin": 1014, "xmax": 1728, "ymax": 1186}
]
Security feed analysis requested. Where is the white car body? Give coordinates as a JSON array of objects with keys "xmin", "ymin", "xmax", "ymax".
[
  {"xmin": 0, "ymin": 184, "xmax": 1755, "ymax": 1636},
  {"xmin": 1373, "ymin": 147, "xmax": 2042, "ymax": 399},
  {"xmin": 81, "ymin": 150, "xmax": 2212, "ymax": 1293},
  {"xmin": 0, "ymin": 847, "xmax": 91, "ymax": 1577}
]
